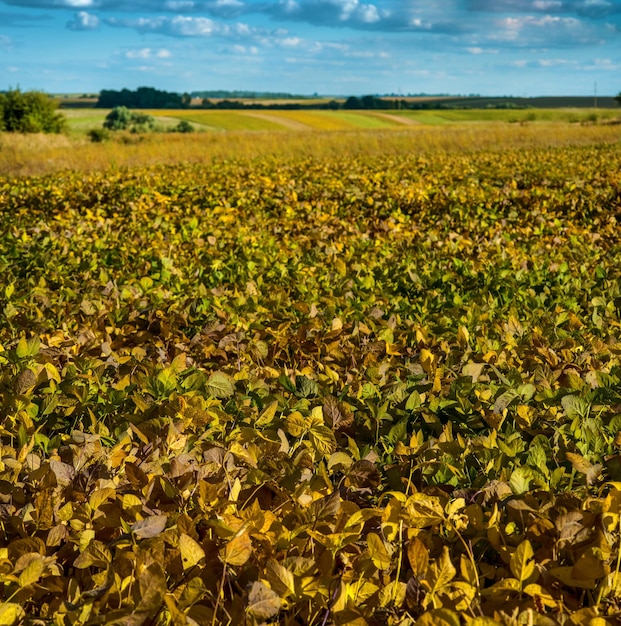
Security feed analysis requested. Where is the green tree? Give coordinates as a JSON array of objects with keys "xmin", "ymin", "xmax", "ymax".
[
  {"xmin": 103, "ymin": 106, "xmax": 156, "ymax": 132},
  {"xmin": 0, "ymin": 89, "xmax": 66, "ymax": 133},
  {"xmin": 616, "ymin": 92, "xmax": 621, "ymax": 106}
]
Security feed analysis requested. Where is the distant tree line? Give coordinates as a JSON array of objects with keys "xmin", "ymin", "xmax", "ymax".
[
  {"xmin": 94, "ymin": 87, "xmax": 621, "ymax": 111},
  {"xmin": 96, "ymin": 87, "xmax": 191, "ymax": 109},
  {"xmin": 192, "ymin": 90, "xmax": 309, "ymax": 99}
]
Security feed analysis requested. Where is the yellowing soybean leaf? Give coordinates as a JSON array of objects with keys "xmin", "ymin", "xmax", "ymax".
[
  {"xmin": 18, "ymin": 556, "xmax": 45, "ymax": 587},
  {"xmin": 327, "ymin": 451, "xmax": 353, "ymax": 471},
  {"xmin": 207, "ymin": 371, "xmax": 235, "ymax": 398},
  {"xmin": 549, "ymin": 566, "xmax": 597, "ymax": 589},
  {"xmin": 378, "ymin": 580, "xmax": 407, "ymax": 608},
  {"xmin": 367, "ymin": 532, "xmax": 392, "ymax": 570},
  {"xmin": 246, "ymin": 581, "xmax": 281, "ymax": 621},
  {"xmin": 221, "ymin": 531, "xmax": 252, "ymax": 566},
  {"xmin": 286, "ymin": 412, "xmax": 307, "ymax": 437},
  {"xmin": 516, "ymin": 404, "xmax": 535, "ymax": 428},
  {"xmin": 157, "ymin": 367, "xmax": 177, "ymax": 395},
  {"xmin": 73, "ymin": 541, "xmax": 111, "ymax": 569},
  {"xmin": 462, "ymin": 362, "xmax": 484, "ymax": 382},
  {"xmin": 407, "ymin": 538, "xmax": 429, "ymax": 579},
  {"xmin": 0, "ymin": 603, "xmax": 24, "ymax": 626},
  {"xmin": 459, "ymin": 554, "xmax": 478, "ymax": 587},
  {"xmin": 88, "ymin": 488, "xmax": 116, "ymax": 511},
  {"xmin": 571, "ymin": 548, "xmax": 609, "ymax": 581},
  {"xmin": 523, "ymin": 583, "xmax": 557, "ymax": 608},
  {"xmin": 510, "ymin": 540, "xmax": 536, "ymax": 583},
  {"xmin": 179, "ymin": 534, "xmax": 205, "ymax": 570},
  {"xmin": 426, "ymin": 546, "xmax": 456, "ymax": 594},
  {"xmin": 265, "ymin": 559, "xmax": 296, "ymax": 597},
  {"xmin": 308, "ymin": 424, "xmax": 337, "ymax": 456},
  {"xmin": 132, "ymin": 515, "xmax": 168, "ymax": 539},
  {"xmin": 255, "ymin": 401, "xmax": 278, "ymax": 428}
]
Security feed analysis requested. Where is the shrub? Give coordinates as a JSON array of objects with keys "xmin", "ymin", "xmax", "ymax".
[
  {"xmin": 103, "ymin": 106, "xmax": 156, "ymax": 133},
  {"xmin": 0, "ymin": 89, "xmax": 66, "ymax": 133},
  {"xmin": 87, "ymin": 128, "xmax": 111, "ymax": 143},
  {"xmin": 171, "ymin": 120, "xmax": 194, "ymax": 133}
]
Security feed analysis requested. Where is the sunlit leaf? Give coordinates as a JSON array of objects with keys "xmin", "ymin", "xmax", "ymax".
[
  {"xmin": 207, "ymin": 371, "xmax": 235, "ymax": 398},
  {"xmin": 221, "ymin": 531, "xmax": 253, "ymax": 566},
  {"xmin": 246, "ymin": 581, "xmax": 281, "ymax": 620},
  {"xmin": 179, "ymin": 533, "xmax": 205, "ymax": 570},
  {"xmin": 510, "ymin": 540, "xmax": 536, "ymax": 583}
]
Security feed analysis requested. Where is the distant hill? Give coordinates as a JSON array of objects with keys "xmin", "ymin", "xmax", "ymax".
[{"xmin": 397, "ymin": 95, "xmax": 618, "ymax": 109}]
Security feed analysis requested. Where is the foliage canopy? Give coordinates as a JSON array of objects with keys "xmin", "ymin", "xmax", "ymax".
[{"xmin": 1, "ymin": 142, "xmax": 621, "ymax": 624}]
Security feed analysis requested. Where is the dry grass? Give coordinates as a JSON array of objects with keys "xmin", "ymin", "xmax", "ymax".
[{"xmin": 1, "ymin": 122, "xmax": 621, "ymax": 178}]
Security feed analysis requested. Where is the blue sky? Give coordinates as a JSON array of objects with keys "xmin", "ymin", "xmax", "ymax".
[{"xmin": 1, "ymin": 0, "xmax": 620, "ymax": 96}]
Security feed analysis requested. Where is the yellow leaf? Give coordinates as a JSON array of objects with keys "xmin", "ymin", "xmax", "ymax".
[
  {"xmin": 179, "ymin": 533, "xmax": 205, "ymax": 570},
  {"xmin": 425, "ymin": 546, "xmax": 456, "ymax": 595},
  {"xmin": 516, "ymin": 404, "xmax": 535, "ymax": 428},
  {"xmin": 510, "ymin": 540, "xmax": 536, "ymax": 583},
  {"xmin": 367, "ymin": 532, "xmax": 392, "ymax": 570},
  {"xmin": 457, "ymin": 326, "xmax": 469, "ymax": 349},
  {"xmin": 221, "ymin": 531, "xmax": 252, "ymax": 566},
  {"xmin": 18, "ymin": 555, "xmax": 44, "ymax": 587},
  {"xmin": 0, "ymin": 603, "xmax": 24, "ymax": 626},
  {"xmin": 246, "ymin": 581, "xmax": 281, "ymax": 620},
  {"xmin": 407, "ymin": 538, "xmax": 429, "ymax": 579},
  {"xmin": 523, "ymin": 583, "xmax": 557, "ymax": 608},
  {"xmin": 420, "ymin": 348, "xmax": 435, "ymax": 376},
  {"xmin": 255, "ymin": 401, "xmax": 278, "ymax": 427}
]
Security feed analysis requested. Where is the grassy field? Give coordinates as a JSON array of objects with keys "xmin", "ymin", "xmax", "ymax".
[
  {"xmin": 61, "ymin": 107, "xmax": 621, "ymax": 137},
  {"xmin": 2, "ymin": 125, "xmax": 621, "ymax": 624},
  {"xmin": 3, "ymin": 120, "xmax": 621, "ymax": 178}
]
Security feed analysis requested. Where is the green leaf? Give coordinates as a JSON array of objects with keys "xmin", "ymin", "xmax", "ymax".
[
  {"xmin": 156, "ymin": 366, "xmax": 178, "ymax": 395},
  {"xmin": 16, "ymin": 336, "xmax": 40, "ymax": 359},
  {"xmin": 207, "ymin": 371, "xmax": 235, "ymax": 398}
]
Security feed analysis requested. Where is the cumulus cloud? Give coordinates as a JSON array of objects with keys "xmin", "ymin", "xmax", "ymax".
[
  {"xmin": 0, "ymin": 34, "xmax": 12, "ymax": 49},
  {"xmin": 66, "ymin": 10, "xmax": 99, "ymax": 29},
  {"xmin": 125, "ymin": 47, "xmax": 171, "ymax": 58},
  {"xmin": 106, "ymin": 14, "xmax": 261, "ymax": 37},
  {"xmin": 1, "ymin": 0, "xmax": 248, "ymax": 16},
  {"xmin": 466, "ymin": 0, "xmax": 621, "ymax": 17},
  {"xmin": 489, "ymin": 14, "xmax": 601, "ymax": 46}
]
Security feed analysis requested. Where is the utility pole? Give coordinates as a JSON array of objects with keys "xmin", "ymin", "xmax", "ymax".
[{"xmin": 594, "ymin": 81, "xmax": 598, "ymax": 108}]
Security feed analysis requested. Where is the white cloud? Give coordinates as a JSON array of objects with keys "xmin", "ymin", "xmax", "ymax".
[
  {"xmin": 66, "ymin": 10, "xmax": 99, "ymax": 30},
  {"xmin": 125, "ymin": 47, "xmax": 171, "ymax": 59},
  {"xmin": 533, "ymin": 1, "xmax": 562, "ymax": 9},
  {"xmin": 538, "ymin": 57, "xmax": 576, "ymax": 66}
]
